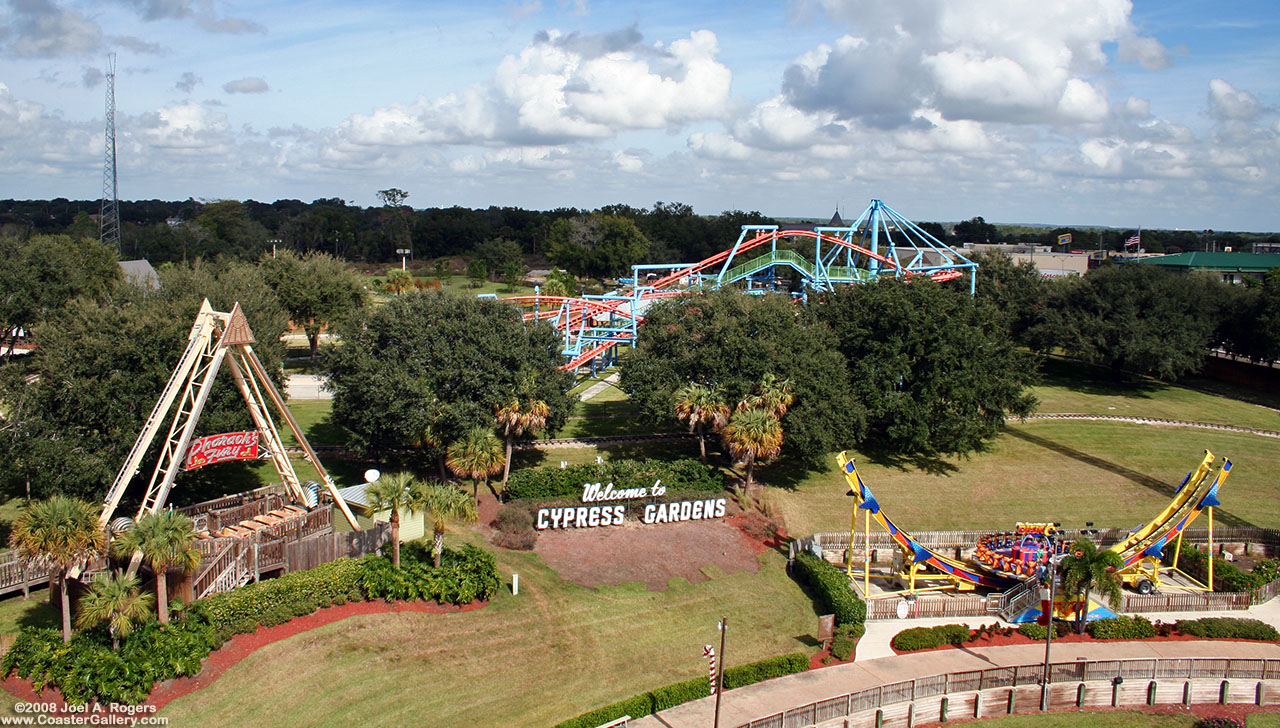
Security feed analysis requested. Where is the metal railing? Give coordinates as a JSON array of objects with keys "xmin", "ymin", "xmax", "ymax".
[{"xmin": 738, "ymin": 657, "xmax": 1280, "ymax": 728}]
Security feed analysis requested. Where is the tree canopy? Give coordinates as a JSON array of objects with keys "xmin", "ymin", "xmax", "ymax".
[
  {"xmin": 0, "ymin": 259, "xmax": 288, "ymax": 500},
  {"xmin": 621, "ymin": 290, "xmax": 863, "ymax": 468},
  {"xmin": 817, "ymin": 278, "xmax": 1038, "ymax": 458},
  {"xmin": 1036, "ymin": 264, "xmax": 1220, "ymax": 379},
  {"xmin": 260, "ymin": 250, "xmax": 367, "ymax": 361},
  {"xmin": 0, "ymin": 234, "xmax": 120, "ymax": 358},
  {"xmin": 545, "ymin": 214, "xmax": 650, "ymax": 279},
  {"xmin": 325, "ymin": 292, "xmax": 572, "ymax": 465}
]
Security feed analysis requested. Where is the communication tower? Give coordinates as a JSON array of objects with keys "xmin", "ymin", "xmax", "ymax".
[{"xmin": 99, "ymin": 54, "xmax": 121, "ymax": 255}]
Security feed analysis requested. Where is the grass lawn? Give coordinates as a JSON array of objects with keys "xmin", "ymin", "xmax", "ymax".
[
  {"xmin": 1033, "ymin": 357, "xmax": 1280, "ymax": 430},
  {"xmin": 765, "ymin": 421, "xmax": 1280, "ymax": 537},
  {"xmin": 1251, "ymin": 714, "xmax": 1280, "ymax": 727},
  {"xmin": 159, "ymin": 544, "xmax": 816, "ymax": 728},
  {"xmin": 275, "ymin": 398, "xmax": 346, "ymax": 448}
]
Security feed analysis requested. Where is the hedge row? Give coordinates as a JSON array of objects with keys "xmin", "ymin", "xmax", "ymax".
[
  {"xmin": 554, "ymin": 653, "xmax": 809, "ymax": 728},
  {"xmin": 505, "ymin": 458, "xmax": 722, "ymax": 501},
  {"xmin": 1176, "ymin": 617, "xmax": 1280, "ymax": 641},
  {"xmin": 1, "ymin": 544, "xmax": 500, "ymax": 705},
  {"xmin": 1016, "ymin": 622, "xmax": 1070, "ymax": 640},
  {"xmin": 1087, "ymin": 616, "xmax": 1157, "ymax": 640},
  {"xmin": 1171, "ymin": 549, "xmax": 1280, "ymax": 594},
  {"xmin": 791, "ymin": 552, "xmax": 866, "ymax": 627}
]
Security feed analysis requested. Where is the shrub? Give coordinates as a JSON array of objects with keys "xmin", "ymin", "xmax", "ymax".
[
  {"xmin": 1087, "ymin": 616, "xmax": 1156, "ymax": 640},
  {"xmin": 791, "ymin": 553, "xmax": 866, "ymax": 627},
  {"xmin": 835, "ymin": 622, "xmax": 865, "ymax": 641},
  {"xmin": 1171, "ymin": 548, "xmax": 1276, "ymax": 593},
  {"xmin": 934, "ymin": 624, "xmax": 971, "ymax": 645},
  {"xmin": 1176, "ymin": 617, "xmax": 1279, "ymax": 641},
  {"xmin": 1017, "ymin": 622, "xmax": 1069, "ymax": 640},
  {"xmin": 831, "ymin": 635, "xmax": 855, "ymax": 661},
  {"xmin": 1196, "ymin": 719, "xmax": 1244, "ymax": 728},
  {"xmin": 891, "ymin": 626, "xmax": 940, "ymax": 652},
  {"xmin": 554, "ymin": 653, "xmax": 808, "ymax": 728},
  {"xmin": 493, "ymin": 505, "xmax": 538, "ymax": 551},
  {"xmin": 505, "ymin": 458, "xmax": 722, "ymax": 501}
]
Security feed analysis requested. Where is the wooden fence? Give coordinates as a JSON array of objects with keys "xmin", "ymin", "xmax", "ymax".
[
  {"xmin": 794, "ymin": 530, "xmax": 1280, "ymax": 618},
  {"xmin": 738, "ymin": 657, "xmax": 1280, "ymax": 728},
  {"xmin": 286, "ymin": 524, "xmax": 391, "ymax": 573}
]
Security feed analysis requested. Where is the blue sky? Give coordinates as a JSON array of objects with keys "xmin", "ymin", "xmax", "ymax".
[{"xmin": 1, "ymin": 0, "xmax": 1278, "ymax": 231}]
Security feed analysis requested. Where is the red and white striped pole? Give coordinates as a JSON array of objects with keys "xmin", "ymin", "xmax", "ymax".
[{"xmin": 702, "ymin": 644, "xmax": 717, "ymax": 696}]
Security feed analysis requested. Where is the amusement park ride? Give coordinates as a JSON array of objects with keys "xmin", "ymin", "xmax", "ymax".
[
  {"xmin": 500, "ymin": 199, "xmax": 979, "ymax": 373},
  {"xmin": 835, "ymin": 449, "xmax": 1233, "ymax": 620},
  {"xmin": 88, "ymin": 299, "xmax": 361, "ymax": 570}
]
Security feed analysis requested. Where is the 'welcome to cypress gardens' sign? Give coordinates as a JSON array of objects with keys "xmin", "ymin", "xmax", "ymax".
[{"xmin": 535, "ymin": 480, "xmax": 727, "ymax": 530}]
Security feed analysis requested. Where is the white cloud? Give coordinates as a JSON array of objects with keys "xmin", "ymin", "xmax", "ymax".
[
  {"xmin": 223, "ymin": 77, "xmax": 269, "ymax": 94},
  {"xmin": 5, "ymin": 0, "xmax": 103, "ymax": 57},
  {"xmin": 1208, "ymin": 79, "xmax": 1262, "ymax": 121}
]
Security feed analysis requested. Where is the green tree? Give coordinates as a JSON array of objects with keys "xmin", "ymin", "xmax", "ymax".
[
  {"xmin": 1038, "ymin": 265, "xmax": 1221, "ymax": 380},
  {"xmin": 412, "ymin": 483, "xmax": 477, "ymax": 568},
  {"xmin": 467, "ymin": 258, "xmax": 488, "ymax": 287},
  {"xmin": 474, "ymin": 238, "xmax": 522, "ymax": 278},
  {"xmin": 75, "ymin": 570, "xmax": 154, "ymax": 650},
  {"xmin": 446, "ymin": 426, "xmax": 505, "ymax": 505},
  {"xmin": 721, "ymin": 408, "xmax": 782, "ymax": 489},
  {"xmin": 968, "ymin": 250, "xmax": 1047, "ymax": 345},
  {"xmin": 1059, "ymin": 538, "xmax": 1124, "ymax": 634},
  {"xmin": 385, "ymin": 268, "xmax": 413, "ymax": 295},
  {"xmin": 0, "ymin": 233, "xmax": 120, "ymax": 360},
  {"xmin": 9, "ymin": 496, "xmax": 105, "ymax": 642},
  {"xmin": 260, "ymin": 250, "xmax": 367, "ymax": 361},
  {"xmin": 540, "ymin": 269, "xmax": 577, "ymax": 298},
  {"xmin": 673, "ymin": 383, "xmax": 730, "ymax": 465},
  {"xmin": 111, "ymin": 511, "xmax": 201, "ymax": 625},
  {"xmin": 364, "ymin": 472, "xmax": 417, "ymax": 568},
  {"xmin": 494, "ymin": 397, "xmax": 550, "ymax": 489},
  {"xmin": 952, "ymin": 216, "xmax": 998, "ymax": 245},
  {"xmin": 818, "ymin": 279, "xmax": 1038, "ymax": 458},
  {"xmin": 194, "ymin": 201, "xmax": 270, "ymax": 259},
  {"xmin": 326, "ymin": 292, "xmax": 572, "ymax": 466},
  {"xmin": 545, "ymin": 214, "xmax": 650, "ymax": 280},
  {"xmin": 0, "ymin": 259, "xmax": 289, "ymax": 500},
  {"xmin": 622, "ymin": 290, "xmax": 862, "ymax": 468}
]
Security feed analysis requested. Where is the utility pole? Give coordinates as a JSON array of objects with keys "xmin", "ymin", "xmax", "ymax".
[
  {"xmin": 1040, "ymin": 554, "xmax": 1063, "ymax": 711},
  {"xmin": 714, "ymin": 616, "xmax": 727, "ymax": 728}
]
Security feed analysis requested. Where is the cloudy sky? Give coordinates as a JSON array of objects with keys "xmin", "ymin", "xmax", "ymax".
[{"xmin": 1, "ymin": 0, "xmax": 1277, "ymax": 230}]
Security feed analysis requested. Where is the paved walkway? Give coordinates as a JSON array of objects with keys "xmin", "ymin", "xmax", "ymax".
[
  {"xmin": 633, "ymin": 598, "xmax": 1280, "ymax": 728},
  {"xmin": 577, "ymin": 372, "xmax": 620, "ymax": 401},
  {"xmin": 285, "ymin": 374, "xmax": 331, "ymax": 400}
]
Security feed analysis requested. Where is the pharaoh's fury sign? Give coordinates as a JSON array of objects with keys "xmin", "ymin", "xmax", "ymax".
[
  {"xmin": 185, "ymin": 431, "xmax": 259, "ymax": 470},
  {"xmin": 535, "ymin": 480, "xmax": 727, "ymax": 530}
]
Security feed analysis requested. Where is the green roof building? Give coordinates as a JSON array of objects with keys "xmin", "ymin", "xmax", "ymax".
[{"xmin": 1138, "ymin": 252, "xmax": 1280, "ymax": 284}]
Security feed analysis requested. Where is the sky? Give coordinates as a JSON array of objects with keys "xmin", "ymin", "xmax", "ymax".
[{"xmin": 1, "ymin": 0, "xmax": 1278, "ymax": 231}]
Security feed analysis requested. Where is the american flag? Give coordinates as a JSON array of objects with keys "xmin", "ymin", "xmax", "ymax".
[{"xmin": 1124, "ymin": 232, "xmax": 1141, "ymax": 248}]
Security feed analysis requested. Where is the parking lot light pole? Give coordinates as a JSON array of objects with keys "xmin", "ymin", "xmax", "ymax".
[{"xmin": 1041, "ymin": 553, "xmax": 1065, "ymax": 711}]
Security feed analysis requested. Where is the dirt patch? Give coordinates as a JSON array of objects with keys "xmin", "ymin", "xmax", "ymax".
[
  {"xmin": 534, "ymin": 517, "xmax": 765, "ymax": 590},
  {"xmin": 1, "ymin": 598, "xmax": 486, "ymax": 712}
]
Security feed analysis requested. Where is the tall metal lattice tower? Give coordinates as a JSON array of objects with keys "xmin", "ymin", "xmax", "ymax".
[{"xmin": 99, "ymin": 53, "xmax": 121, "ymax": 255}]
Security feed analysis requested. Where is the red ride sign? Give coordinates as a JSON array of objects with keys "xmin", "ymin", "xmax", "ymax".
[{"xmin": 185, "ymin": 431, "xmax": 259, "ymax": 470}]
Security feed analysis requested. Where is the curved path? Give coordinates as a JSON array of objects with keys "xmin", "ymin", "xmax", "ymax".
[{"xmin": 632, "ymin": 598, "xmax": 1280, "ymax": 728}]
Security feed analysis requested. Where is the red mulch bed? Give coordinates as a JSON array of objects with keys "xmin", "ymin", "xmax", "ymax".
[
  {"xmin": 1, "ymin": 598, "xmax": 486, "ymax": 712},
  {"xmin": 891, "ymin": 627, "xmax": 1279, "ymax": 655}
]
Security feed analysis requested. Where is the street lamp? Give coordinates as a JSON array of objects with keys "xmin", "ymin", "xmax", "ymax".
[{"xmin": 1040, "ymin": 551, "xmax": 1066, "ymax": 711}]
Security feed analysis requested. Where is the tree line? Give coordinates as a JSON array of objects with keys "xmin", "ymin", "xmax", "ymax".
[{"xmin": 5, "ymin": 198, "xmax": 1277, "ymax": 272}]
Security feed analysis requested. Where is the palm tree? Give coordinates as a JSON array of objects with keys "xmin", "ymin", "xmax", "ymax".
[
  {"xmin": 738, "ymin": 373, "xmax": 795, "ymax": 419},
  {"xmin": 10, "ymin": 496, "xmax": 105, "ymax": 642},
  {"xmin": 412, "ymin": 483, "xmax": 478, "ymax": 567},
  {"xmin": 446, "ymin": 426, "xmax": 505, "ymax": 506},
  {"xmin": 721, "ymin": 408, "xmax": 783, "ymax": 489},
  {"xmin": 111, "ymin": 511, "xmax": 201, "ymax": 626},
  {"xmin": 495, "ymin": 398, "xmax": 550, "ymax": 489},
  {"xmin": 76, "ymin": 571, "xmax": 154, "ymax": 650},
  {"xmin": 1060, "ymin": 537, "xmax": 1124, "ymax": 634},
  {"xmin": 365, "ymin": 472, "xmax": 418, "ymax": 568},
  {"xmin": 674, "ymin": 383, "xmax": 730, "ymax": 464}
]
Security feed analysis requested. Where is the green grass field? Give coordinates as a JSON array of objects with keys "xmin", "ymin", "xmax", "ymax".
[{"xmin": 159, "ymin": 544, "xmax": 815, "ymax": 728}]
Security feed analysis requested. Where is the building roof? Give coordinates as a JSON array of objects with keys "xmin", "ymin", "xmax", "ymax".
[
  {"xmin": 118, "ymin": 259, "xmax": 160, "ymax": 290},
  {"xmin": 828, "ymin": 209, "xmax": 845, "ymax": 227},
  {"xmin": 1138, "ymin": 252, "xmax": 1280, "ymax": 273},
  {"xmin": 335, "ymin": 482, "xmax": 373, "ymax": 508}
]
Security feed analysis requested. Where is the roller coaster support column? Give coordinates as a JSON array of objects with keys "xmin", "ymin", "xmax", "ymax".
[{"xmin": 869, "ymin": 201, "xmax": 881, "ymax": 277}]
